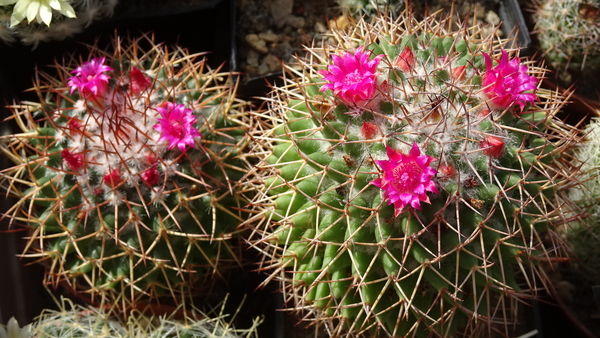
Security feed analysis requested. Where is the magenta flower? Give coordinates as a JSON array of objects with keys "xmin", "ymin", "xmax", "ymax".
[
  {"xmin": 153, "ymin": 102, "xmax": 201, "ymax": 151},
  {"xmin": 67, "ymin": 57, "xmax": 113, "ymax": 97},
  {"xmin": 319, "ymin": 46, "xmax": 383, "ymax": 107},
  {"xmin": 372, "ymin": 142, "xmax": 438, "ymax": 216},
  {"xmin": 482, "ymin": 50, "xmax": 538, "ymax": 111}
]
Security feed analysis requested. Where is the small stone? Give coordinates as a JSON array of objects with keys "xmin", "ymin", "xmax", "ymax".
[
  {"xmin": 246, "ymin": 34, "xmax": 269, "ymax": 54},
  {"xmin": 259, "ymin": 31, "xmax": 280, "ymax": 43},
  {"xmin": 270, "ymin": 0, "xmax": 293, "ymax": 28},
  {"xmin": 474, "ymin": 5, "xmax": 485, "ymax": 20},
  {"xmin": 286, "ymin": 15, "xmax": 305, "ymax": 29},
  {"xmin": 262, "ymin": 53, "xmax": 281, "ymax": 73},
  {"xmin": 329, "ymin": 15, "xmax": 350, "ymax": 31},
  {"xmin": 314, "ymin": 21, "xmax": 327, "ymax": 33},
  {"xmin": 485, "ymin": 11, "xmax": 501, "ymax": 26},
  {"xmin": 247, "ymin": 50, "xmax": 260, "ymax": 67}
]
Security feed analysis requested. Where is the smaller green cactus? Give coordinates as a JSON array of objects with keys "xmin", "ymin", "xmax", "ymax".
[
  {"xmin": 533, "ymin": 0, "xmax": 600, "ymax": 81},
  {"xmin": 29, "ymin": 297, "xmax": 261, "ymax": 338},
  {"xmin": 0, "ymin": 34, "xmax": 254, "ymax": 304}
]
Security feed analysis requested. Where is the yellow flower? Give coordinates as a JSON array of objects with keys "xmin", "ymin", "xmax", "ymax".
[{"xmin": 0, "ymin": 0, "xmax": 76, "ymax": 26}]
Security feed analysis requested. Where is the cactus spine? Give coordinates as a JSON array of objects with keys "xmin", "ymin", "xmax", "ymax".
[
  {"xmin": 0, "ymin": 35, "xmax": 254, "ymax": 304},
  {"xmin": 244, "ymin": 12, "xmax": 579, "ymax": 337}
]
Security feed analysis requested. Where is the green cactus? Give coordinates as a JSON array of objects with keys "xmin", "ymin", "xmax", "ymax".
[
  {"xmin": 29, "ymin": 297, "xmax": 261, "ymax": 338},
  {"xmin": 243, "ymin": 12, "xmax": 579, "ymax": 337},
  {"xmin": 533, "ymin": 0, "xmax": 600, "ymax": 82},
  {"xmin": 0, "ymin": 35, "xmax": 254, "ymax": 304}
]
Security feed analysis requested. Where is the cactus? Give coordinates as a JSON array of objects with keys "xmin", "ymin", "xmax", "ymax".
[
  {"xmin": 337, "ymin": 0, "xmax": 404, "ymax": 19},
  {"xmin": 0, "ymin": 0, "xmax": 118, "ymax": 48},
  {"xmin": 0, "ymin": 34, "xmax": 254, "ymax": 304},
  {"xmin": 533, "ymin": 0, "xmax": 600, "ymax": 81},
  {"xmin": 243, "ymin": 12, "xmax": 578, "ymax": 337},
  {"xmin": 29, "ymin": 297, "xmax": 261, "ymax": 338},
  {"xmin": 565, "ymin": 115, "xmax": 600, "ymax": 283}
]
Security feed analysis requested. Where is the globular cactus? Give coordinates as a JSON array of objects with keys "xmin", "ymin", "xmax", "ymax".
[
  {"xmin": 0, "ymin": 34, "xmax": 254, "ymax": 304},
  {"xmin": 565, "ymin": 115, "xmax": 600, "ymax": 283},
  {"xmin": 0, "ymin": 0, "xmax": 118, "ymax": 48},
  {"xmin": 337, "ymin": 0, "xmax": 404, "ymax": 19},
  {"xmin": 244, "ymin": 12, "xmax": 579, "ymax": 337},
  {"xmin": 533, "ymin": 0, "xmax": 600, "ymax": 81},
  {"xmin": 29, "ymin": 297, "xmax": 261, "ymax": 338}
]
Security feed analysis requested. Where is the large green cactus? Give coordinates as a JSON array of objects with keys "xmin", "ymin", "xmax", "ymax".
[
  {"xmin": 243, "ymin": 12, "xmax": 579, "ymax": 337},
  {"xmin": 0, "ymin": 35, "xmax": 254, "ymax": 304}
]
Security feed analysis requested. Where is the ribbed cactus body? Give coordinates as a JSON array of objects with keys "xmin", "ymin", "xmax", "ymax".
[
  {"xmin": 534, "ymin": 0, "xmax": 600, "ymax": 76},
  {"xmin": 246, "ymin": 14, "xmax": 577, "ymax": 337},
  {"xmin": 1, "ymin": 36, "xmax": 252, "ymax": 303}
]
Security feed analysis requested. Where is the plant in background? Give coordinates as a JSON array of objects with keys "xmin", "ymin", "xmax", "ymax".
[
  {"xmin": 0, "ymin": 317, "xmax": 31, "ymax": 338},
  {"xmin": 0, "ymin": 0, "xmax": 76, "ymax": 27},
  {"xmin": 0, "ymin": 0, "xmax": 118, "ymax": 48},
  {"xmin": 0, "ymin": 34, "xmax": 254, "ymax": 305},
  {"xmin": 565, "ymin": 115, "xmax": 600, "ymax": 285},
  {"xmin": 337, "ymin": 0, "xmax": 404, "ymax": 19},
  {"xmin": 28, "ymin": 297, "xmax": 261, "ymax": 338},
  {"xmin": 533, "ymin": 0, "xmax": 600, "ymax": 83},
  {"xmin": 243, "ymin": 12, "xmax": 579, "ymax": 337}
]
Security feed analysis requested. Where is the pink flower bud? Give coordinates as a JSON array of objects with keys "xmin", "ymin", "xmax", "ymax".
[
  {"xmin": 438, "ymin": 163, "xmax": 457, "ymax": 180},
  {"xmin": 61, "ymin": 149, "xmax": 85, "ymax": 171},
  {"xmin": 452, "ymin": 65, "xmax": 466, "ymax": 81},
  {"xmin": 141, "ymin": 166, "xmax": 160, "ymax": 186},
  {"xmin": 361, "ymin": 122, "xmax": 380, "ymax": 139},
  {"xmin": 480, "ymin": 136, "xmax": 505, "ymax": 159},
  {"xmin": 395, "ymin": 46, "xmax": 415, "ymax": 73},
  {"xmin": 103, "ymin": 169, "xmax": 123, "ymax": 188},
  {"xmin": 129, "ymin": 67, "xmax": 152, "ymax": 94}
]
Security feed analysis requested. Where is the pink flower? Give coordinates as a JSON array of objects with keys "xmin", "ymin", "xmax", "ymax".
[
  {"xmin": 67, "ymin": 57, "xmax": 113, "ymax": 97},
  {"xmin": 153, "ymin": 102, "xmax": 201, "ymax": 151},
  {"xmin": 319, "ymin": 46, "xmax": 383, "ymax": 106},
  {"xmin": 372, "ymin": 143, "xmax": 438, "ymax": 216},
  {"xmin": 482, "ymin": 50, "xmax": 538, "ymax": 111}
]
